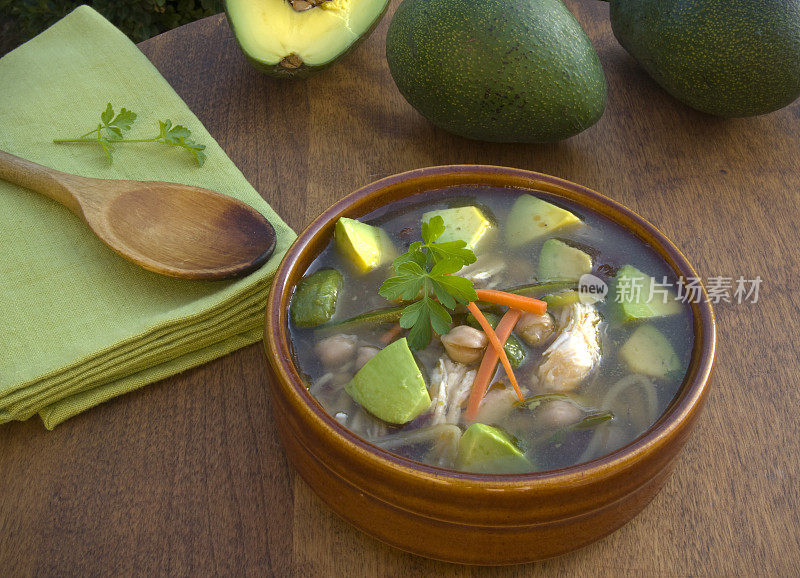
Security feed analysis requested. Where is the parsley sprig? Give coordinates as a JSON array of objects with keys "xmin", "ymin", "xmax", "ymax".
[
  {"xmin": 53, "ymin": 103, "xmax": 206, "ymax": 166},
  {"xmin": 378, "ymin": 216, "xmax": 478, "ymax": 350}
]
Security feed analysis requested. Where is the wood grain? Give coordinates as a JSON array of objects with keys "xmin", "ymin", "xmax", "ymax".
[
  {"xmin": 1, "ymin": 1, "xmax": 798, "ymax": 574},
  {"xmin": 0, "ymin": 149, "xmax": 276, "ymax": 280}
]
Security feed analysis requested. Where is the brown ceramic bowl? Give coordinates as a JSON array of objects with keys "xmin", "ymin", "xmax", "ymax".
[{"xmin": 264, "ymin": 166, "xmax": 716, "ymax": 565}]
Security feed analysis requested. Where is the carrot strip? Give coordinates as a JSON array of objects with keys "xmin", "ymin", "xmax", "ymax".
[
  {"xmin": 379, "ymin": 323, "xmax": 404, "ymax": 345},
  {"xmin": 464, "ymin": 304, "xmax": 524, "ymax": 421},
  {"xmin": 475, "ymin": 288, "xmax": 547, "ymax": 316}
]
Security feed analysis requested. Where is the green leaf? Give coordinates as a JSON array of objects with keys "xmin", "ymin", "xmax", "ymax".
[
  {"xmin": 429, "ymin": 258, "xmax": 463, "ymax": 277},
  {"xmin": 402, "ymin": 298, "xmax": 439, "ymax": 350},
  {"xmin": 435, "ymin": 274, "xmax": 478, "ymax": 303},
  {"xmin": 378, "ymin": 273, "xmax": 423, "ymax": 302},
  {"xmin": 187, "ymin": 145, "xmax": 206, "ymax": 167},
  {"xmin": 100, "ymin": 103, "xmax": 114, "ymax": 126},
  {"xmin": 398, "ymin": 297, "xmax": 453, "ymax": 350},
  {"xmin": 110, "ymin": 108, "xmax": 136, "ymax": 131},
  {"xmin": 396, "ymin": 260, "xmax": 426, "ymax": 278},
  {"xmin": 427, "ymin": 240, "xmax": 477, "ymax": 267},
  {"xmin": 392, "ymin": 241, "xmax": 425, "ymax": 270},
  {"xmin": 429, "ymin": 280, "xmax": 456, "ymax": 309},
  {"xmin": 400, "ymin": 299, "xmax": 432, "ymax": 350},
  {"xmin": 163, "ymin": 123, "xmax": 191, "ymax": 144},
  {"xmin": 399, "ymin": 299, "xmax": 425, "ymax": 329},
  {"xmin": 427, "ymin": 299, "xmax": 452, "ymax": 335},
  {"xmin": 406, "ymin": 316, "xmax": 432, "ymax": 350},
  {"xmin": 373, "ymin": 217, "xmax": 481, "ymax": 349},
  {"xmin": 421, "ymin": 215, "xmax": 445, "ymax": 244}
]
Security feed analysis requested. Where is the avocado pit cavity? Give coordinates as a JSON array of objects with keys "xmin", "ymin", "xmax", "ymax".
[{"xmin": 288, "ymin": 0, "xmax": 329, "ymax": 12}]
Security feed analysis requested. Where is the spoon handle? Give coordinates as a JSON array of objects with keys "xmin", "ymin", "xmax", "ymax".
[{"xmin": 0, "ymin": 150, "xmax": 88, "ymax": 215}]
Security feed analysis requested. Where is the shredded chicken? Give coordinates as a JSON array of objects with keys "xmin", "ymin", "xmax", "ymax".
[
  {"xmin": 458, "ymin": 254, "xmax": 506, "ymax": 289},
  {"xmin": 536, "ymin": 303, "xmax": 601, "ymax": 392},
  {"xmin": 348, "ymin": 408, "xmax": 388, "ymax": 439},
  {"xmin": 428, "ymin": 357, "xmax": 476, "ymax": 425}
]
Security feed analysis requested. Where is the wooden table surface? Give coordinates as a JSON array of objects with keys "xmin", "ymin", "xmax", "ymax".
[{"xmin": 2, "ymin": 1, "xmax": 799, "ymax": 575}]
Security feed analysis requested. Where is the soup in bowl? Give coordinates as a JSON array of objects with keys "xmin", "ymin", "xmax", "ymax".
[{"xmin": 264, "ymin": 166, "xmax": 715, "ymax": 564}]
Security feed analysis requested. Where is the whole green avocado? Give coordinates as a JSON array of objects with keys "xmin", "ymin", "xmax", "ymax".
[
  {"xmin": 385, "ymin": 0, "xmax": 607, "ymax": 143},
  {"xmin": 610, "ymin": 0, "xmax": 800, "ymax": 117}
]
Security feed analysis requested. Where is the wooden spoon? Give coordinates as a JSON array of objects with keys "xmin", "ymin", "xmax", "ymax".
[{"xmin": 0, "ymin": 150, "xmax": 276, "ymax": 280}]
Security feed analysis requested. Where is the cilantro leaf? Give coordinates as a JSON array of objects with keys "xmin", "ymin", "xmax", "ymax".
[
  {"xmin": 54, "ymin": 103, "xmax": 205, "ymax": 166},
  {"xmin": 399, "ymin": 297, "xmax": 453, "ymax": 350},
  {"xmin": 100, "ymin": 103, "xmax": 114, "ymax": 126},
  {"xmin": 183, "ymin": 142, "xmax": 207, "ymax": 167},
  {"xmin": 435, "ymin": 274, "xmax": 478, "ymax": 303},
  {"xmin": 378, "ymin": 262, "xmax": 425, "ymax": 301},
  {"xmin": 392, "ymin": 241, "xmax": 425, "ymax": 270},
  {"xmin": 97, "ymin": 104, "xmax": 136, "ymax": 142},
  {"xmin": 109, "ymin": 107, "xmax": 136, "ymax": 132},
  {"xmin": 377, "ymin": 221, "xmax": 478, "ymax": 350},
  {"xmin": 427, "ymin": 298, "xmax": 453, "ymax": 335},
  {"xmin": 421, "ymin": 215, "xmax": 445, "ymax": 244},
  {"xmin": 427, "ymin": 240, "xmax": 477, "ymax": 266},
  {"xmin": 429, "ymin": 258, "xmax": 463, "ymax": 277},
  {"xmin": 405, "ymin": 312, "xmax": 432, "ymax": 351},
  {"xmin": 159, "ymin": 120, "xmax": 191, "ymax": 143},
  {"xmin": 429, "ymin": 279, "xmax": 456, "ymax": 309}
]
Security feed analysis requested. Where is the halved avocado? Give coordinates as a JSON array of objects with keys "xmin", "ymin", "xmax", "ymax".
[{"xmin": 225, "ymin": 0, "xmax": 390, "ymax": 78}]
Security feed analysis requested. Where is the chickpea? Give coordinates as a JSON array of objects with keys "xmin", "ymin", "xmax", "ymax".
[
  {"xmin": 516, "ymin": 312, "xmax": 555, "ymax": 346},
  {"xmin": 355, "ymin": 346, "xmax": 381, "ymax": 371},
  {"xmin": 536, "ymin": 399, "xmax": 583, "ymax": 429},
  {"xmin": 440, "ymin": 325, "xmax": 488, "ymax": 364},
  {"xmin": 315, "ymin": 334, "xmax": 358, "ymax": 369}
]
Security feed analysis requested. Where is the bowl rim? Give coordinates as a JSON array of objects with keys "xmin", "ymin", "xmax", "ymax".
[{"xmin": 265, "ymin": 164, "xmax": 716, "ymax": 488}]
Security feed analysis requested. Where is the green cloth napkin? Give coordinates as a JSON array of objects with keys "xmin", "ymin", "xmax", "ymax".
[{"xmin": 0, "ymin": 6, "xmax": 296, "ymax": 428}]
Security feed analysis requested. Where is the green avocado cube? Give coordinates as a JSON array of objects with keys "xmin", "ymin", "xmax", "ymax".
[
  {"xmin": 619, "ymin": 325, "xmax": 681, "ymax": 378},
  {"xmin": 421, "ymin": 206, "xmax": 493, "ymax": 251},
  {"xmin": 335, "ymin": 217, "xmax": 395, "ymax": 273},
  {"xmin": 615, "ymin": 265, "xmax": 682, "ymax": 320},
  {"xmin": 538, "ymin": 238, "xmax": 593, "ymax": 281},
  {"xmin": 505, "ymin": 195, "xmax": 582, "ymax": 248},
  {"xmin": 290, "ymin": 268, "xmax": 343, "ymax": 327},
  {"xmin": 345, "ymin": 338, "xmax": 430, "ymax": 425},
  {"xmin": 455, "ymin": 423, "xmax": 532, "ymax": 474}
]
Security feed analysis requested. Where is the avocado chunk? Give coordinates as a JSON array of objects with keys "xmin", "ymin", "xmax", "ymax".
[
  {"xmin": 538, "ymin": 239, "xmax": 593, "ymax": 282},
  {"xmin": 619, "ymin": 325, "xmax": 681, "ymax": 378},
  {"xmin": 609, "ymin": 0, "xmax": 800, "ymax": 116},
  {"xmin": 290, "ymin": 268, "xmax": 343, "ymax": 327},
  {"xmin": 334, "ymin": 217, "xmax": 395, "ymax": 274},
  {"xmin": 421, "ymin": 206, "xmax": 493, "ymax": 251},
  {"xmin": 615, "ymin": 265, "xmax": 682, "ymax": 321},
  {"xmin": 505, "ymin": 196, "xmax": 582, "ymax": 248},
  {"xmin": 225, "ymin": 0, "xmax": 390, "ymax": 77},
  {"xmin": 456, "ymin": 423, "xmax": 532, "ymax": 474},
  {"xmin": 345, "ymin": 338, "xmax": 430, "ymax": 425},
  {"xmin": 386, "ymin": 0, "xmax": 606, "ymax": 142}
]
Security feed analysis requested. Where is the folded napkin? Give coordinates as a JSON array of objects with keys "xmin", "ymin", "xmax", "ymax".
[{"xmin": 0, "ymin": 6, "xmax": 296, "ymax": 428}]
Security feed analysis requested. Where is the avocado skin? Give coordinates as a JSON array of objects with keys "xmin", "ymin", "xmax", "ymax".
[
  {"xmin": 610, "ymin": 0, "xmax": 800, "ymax": 117},
  {"xmin": 386, "ymin": 0, "xmax": 607, "ymax": 143},
  {"xmin": 224, "ymin": 0, "xmax": 390, "ymax": 79}
]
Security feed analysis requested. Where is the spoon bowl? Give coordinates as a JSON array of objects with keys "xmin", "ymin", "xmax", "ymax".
[{"xmin": 0, "ymin": 150, "xmax": 276, "ymax": 280}]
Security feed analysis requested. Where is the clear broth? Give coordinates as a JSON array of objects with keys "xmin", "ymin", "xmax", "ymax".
[{"xmin": 289, "ymin": 186, "xmax": 694, "ymax": 473}]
